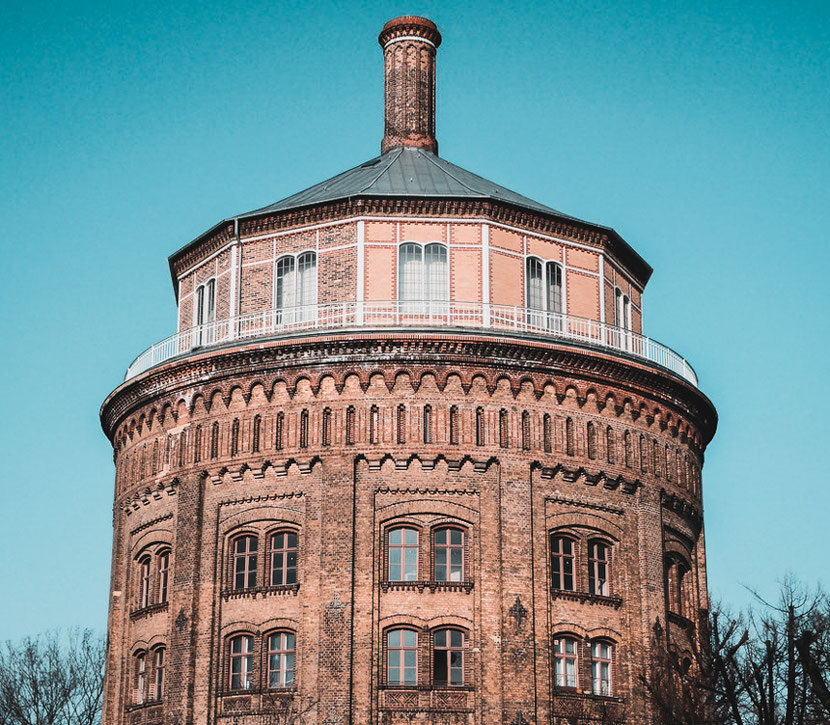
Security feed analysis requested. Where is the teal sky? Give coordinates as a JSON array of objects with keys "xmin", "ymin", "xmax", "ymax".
[{"xmin": 1, "ymin": 0, "xmax": 828, "ymax": 639}]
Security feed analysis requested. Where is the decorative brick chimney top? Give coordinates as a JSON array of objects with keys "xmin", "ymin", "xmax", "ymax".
[{"xmin": 378, "ymin": 16, "xmax": 442, "ymax": 155}]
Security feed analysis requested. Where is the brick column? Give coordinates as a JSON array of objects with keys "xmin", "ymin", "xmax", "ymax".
[{"xmin": 378, "ymin": 16, "xmax": 442, "ymax": 154}]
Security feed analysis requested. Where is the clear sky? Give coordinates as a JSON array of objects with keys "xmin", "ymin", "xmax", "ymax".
[{"xmin": 1, "ymin": 0, "xmax": 828, "ymax": 640}]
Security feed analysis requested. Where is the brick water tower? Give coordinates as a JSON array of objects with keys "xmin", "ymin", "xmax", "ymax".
[{"xmin": 100, "ymin": 16, "xmax": 717, "ymax": 725}]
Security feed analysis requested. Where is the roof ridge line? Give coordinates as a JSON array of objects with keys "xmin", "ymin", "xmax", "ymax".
[
  {"xmin": 355, "ymin": 147, "xmax": 403, "ymax": 194},
  {"xmin": 417, "ymin": 149, "xmax": 484, "ymax": 196}
]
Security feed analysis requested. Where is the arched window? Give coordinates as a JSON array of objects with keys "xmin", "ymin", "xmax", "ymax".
[
  {"xmin": 543, "ymin": 414, "xmax": 552, "ymax": 453},
  {"xmin": 369, "ymin": 406, "xmax": 379, "ymax": 444},
  {"xmin": 269, "ymin": 531, "xmax": 298, "ymax": 586},
  {"xmin": 267, "ymin": 632, "xmax": 296, "ymax": 688},
  {"xmin": 398, "ymin": 243, "xmax": 449, "ymax": 309},
  {"xmin": 588, "ymin": 540, "xmax": 609, "ymax": 596},
  {"xmin": 499, "ymin": 409, "xmax": 508, "ymax": 448},
  {"xmin": 665, "ymin": 554, "xmax": 691, "ymax": 617},
  {"xmin": 138, "ymin": 556, "xmax": 151, "ymax": 609},
  {"xmin": 449, "ymin": 406, "xmax": 459, "ymax": 445},
  {"xmin": 345, "ymin": 406, "xmax": 356, "ymax": 446},
  {"xmin": 387, "ymin": 629, "xmax": 418, "ymax": 685},
  {"xmin": 275, "ymin": 252, "xmax": 317, "ymax": 323},
  {"xmin": 397, "ymin": 405, "xmax": 406, "ymax": 444},
  {"xmin": 476, "ymin": 407, "xmax": 485, "ymax": 446},
  {"xmin": 210, "ymin": 421, "xmax": 219, "ymax": 459},
  {"xmin": 423, "ymin": 405, "xmax": 432, "ymax": 444},
  {"xmin": 591, "ymin": 641, "xmax": 613, "ymax": 695},
  {"xmin": 157, "ymin": 550, "xmax": 170, "ymax": 604},
  {"xmin": 133, "ymin": 652, "xmax": 147, "ymax": 704},
  {"xmin": 665, "ymin": 443, "xmax": 673, "ymax": 480},
  {"xmin": 193, "ymin": 425, "xmax": 202, "ymax": 464},
  {"xmin": 614, "ymin": 287, "xmax": 632, "ymax": 350},
  {"xmin": 433, "ymin": 629, "xmax": 464, "ymax": 686},
  {"xmin": 653, "ymin": 440, "xmax": 661, "ymax": 477},
  {"xmin": 152, "ymin": 647, "xmax": 165, "ymax": 700},
  {"xmin": 606, "ymin": 427, "xmax": 616, "ymax": 464},
  {"xmin": 230, "ymin": 418, "xmax": 240, "ymax": 457},
  {"xmin": 252, "ymin": 415, "xmax": 261, "ymax": 453},
  {"xmin": 526, "ymin": 257, "xmax": 563, "ymax": 330},
  {"xmin": 640, "ymin": 435, "xmax": 648, "ymax": 472},
  {"xmin": 193, "ymin": 279, "xmax": 216, "ymax": 345},
  {"xmin": 321, "ymin": 408, "xmax": 332, "ymax": 447},
  {"xmin": 177, "ymin": 430, "xmax": 186, "ymax": 468},
  {"xmin": 624, "ymin": 431, "xmax": 632, "ymax": 467},
  {"xmin": 433, "ymin": 528, "xmax": 464, "ymax": 582},
  {"xmin": 587, "ymin": 422, "xmax": 597, "ymax": 460},
  {"xmin": 388, "ymin": 527, "xmax": 418, "ymax": 581},
  {"xmin": 299, "ymin": 409, "xmax": 309, "ymax": 449},
  {"xmin": 521, "ymin": 411, "xmax": 530, "ymax": 450},
  {"xmin": 232, "ymin": 535, "xmax": 258, "ymax": 590},
  {"xmin": 275, "ymin": 412, "xmax": 284, "ymax": 450},
  {"xmin": 229, "ymin": 635, "xmax": 255, "ymax": 691},
  {"xmin": 565, "ymin": 417, "xmax": 575, "ymax": 456},
  {"xmin": 553, "ymin": 637, "xmax": 578, "ymax": 689},
  {"xmin": 550, "ymin": 535, "xmax": 576, "ymax": 591}
]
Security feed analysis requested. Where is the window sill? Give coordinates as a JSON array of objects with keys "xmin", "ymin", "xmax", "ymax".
[
  {"xmin": 553, "ymin": 690, "xmax": 622, "ymax": 703},
  {"xmin": 129, "ymin": 602, "xmax": 168, "ymax": 620},
  {"xmin": 380, "ymin": 580, "xmax": 474, "ymax": 593},
  {"xmin": 550, "ymin": 589, "xmax": 622, "ymax": 608},
  {"xmin": 124, "ymin": 700, "xmax": 163, "ymax": 712},
  {"xmin": 379, "ymin": 687, "xmax": 474, "ymax": 712},
  {"xmin": 221, "ymin": 584, "xmax": 300, "ymax": 600},
  {"xmin": 219, "ymin": 690, "xmax": 296, "ymax": 715}
]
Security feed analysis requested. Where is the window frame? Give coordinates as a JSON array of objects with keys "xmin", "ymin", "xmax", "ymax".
[
  {"xmin": 588, "ymin": 539, "xmax": 610, "ymax": 597},
  {"xmin": 432, "ymin": 628, "xmax": 465, "ymax": 687},
  {"xmin": 231, "ymin": 534, "xmax": 259, "ymax": 591},
  {"xmin": 432, "ymin": 527, "xmax": 465, "ymax": 583},
  {"xmin": 386, "ymin": 526, "xmax": 420, "ymax": 582},
  {"xmin": 266, "ymin": 630, "xmax": 297, "ymax": 689},
  {"xmin": 228, "ymin": 634, "xmax": 255, "ymax": 692},
  {"xmin": 397, "ymin": 241, "xmax": 450, "ymax": 306},
  {"xmin": 550, "ymin": 534, "xmax": 577, "ymax": 592},
  {"xmin": 268, "ymin": 529, "xmax": 299, "ymax": 587},
  {"xmin": 386, "ymin": 628, "xmax": 419, "ymax": 686},
  {"xmin": 552, "ymin": 636, "xmax": 579, "ymax": 690},
  {"xmin": 591, "ymin": 640, "xmax": 614, "ymax": 696},
  {"xmin": 525, "ymin": 255, "xmax": 564, "ymax": 329},
  {"xmin": 151, "ymin": 646, "xmax": 165, "ymax": 701},
  {"xmin": 274, "ymin": 251, "xmax": 318, "ymax": 323}
]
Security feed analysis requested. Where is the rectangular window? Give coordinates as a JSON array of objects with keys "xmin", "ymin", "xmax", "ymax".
[{"xmin": 388, "ymin": 528, "xmax": 418, "ymax": 581}]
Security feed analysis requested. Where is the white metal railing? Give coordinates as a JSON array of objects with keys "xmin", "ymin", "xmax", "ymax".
[{"xmin": 124, "ymin": 301, "xmax": 698, "ymax": 386}]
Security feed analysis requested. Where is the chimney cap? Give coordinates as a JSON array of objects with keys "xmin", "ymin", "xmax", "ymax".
[{"xmin": 378, "ymin": 16, "xmax": 442, "ymax": 48}]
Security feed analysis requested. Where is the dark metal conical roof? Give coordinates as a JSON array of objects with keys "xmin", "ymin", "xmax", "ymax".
[{"xmin": 240, "ymin": 146, "xmax": 583, "ymax": 222}]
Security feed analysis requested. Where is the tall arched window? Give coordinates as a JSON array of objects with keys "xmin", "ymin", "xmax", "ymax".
[
  {"xmin": 299, "ymin": 409, "xmax": 309, "ymax": 449},
  {"xmin": 267, "ymin": 632, "xmax": 296, "ymax": 688},
  {"xmin": 476, "ymin": 407, "xmax": 485, "ymax": 446},
  {"xmin": 229, "ymin": 635, "xmax": 254, "ymax": 691},
  {"xmin": 157, "ymin": 550, "xmax": 170, "ymax": 604},
  {"xmin": 565, "ymin": 417, "xmax": 575, "ymax": 456},
  {"xmin": 607, "ymin": 427, "xmax": 616, "ymax": 464},
  {"xmin": 397, "ymin": 405, "xmax": 406, "ymax": 444},
  {"xmin": 653, "ymin": 440, "xmax": 661, "ymax": 477},
  {"xmin": 138, "ymin": 556, "xmax": 151, "ymax": 609},
  {"xmin": 398, "ymin": 243, "xmax": 448, "ymax": 311},
  {"xmin": 423, "ymin": 405, "xmax": 432, "ymax": 444},
  {"xmin": 193, "ymin": 278, "xmax": 216, "ymax": 345},
  {"xmin": 591, "ymin": 641, "xmax": 613, "ymax": 695},
  {"xmin": 449, "ymin": 406, "xmax": 459, "ymax": 445},
  {"xmin": 345, "ymin": 406, "xmax": 356, "ymax": 446},
  {"xmin": 614, "ymin": 287, "xmax": 633, "ymax": 350},
  {"xmin": 269, "ymin": 531, "xmax": 298, "ymax": 586},
  {"xmin": 587, "ymin": 422, "xmax": 597, "ymax": 460},
  {"xmin": 553, "ymin": 637, "xmax": 578, "ymax": 689},
  {"xmin": 640, "ymin": 435, "xmax": 648, "ymax": 472},
  {"xmin": 521, "ymin": 411, "xmax": 530, "ymax": 450},
  {"xmin": 433, "ymin": 528, "xmax": 464, "ymax": 582},
  {"xmin": 624, "ymin": 431, "xmax": 632, "ymax": 467},
  {"xmin": 193, "ymin": 425, "xmax": 202, "ymax": 464},
  {"xmin": 232, "ymin": 536, "xmax": 258, "ymax": 590},
  {"xmin": 252, "ymin": 415, "xmax": 261, "ymax": 453},
  {"xmin": 388, "ymin": 528, "xmax": 418, "ymax": 581},
  {"xmin": 433, "ymin": 629, "xmax": 464, "ymax": 686},
  {"xmin": 526, "ymin": 257, "xmax": 563, "ymax": 329},
  {"xmin": 550, "ymin": 535, "xmax": 576, "ymax": 591},
  {"xmin": 588, "ymin": 540, "xmax": 609, "ymax": 596},
  {"xmin": 275, "ymin": 412, "xmax": 284, "ymax": 450},
  {"xmin": 369, "ymin": 406, "xmax": 379, "ymax": 444},
  {"xmin": 275, "ymin": 252, "xmax": 317, "ymax": 323},
  {"xmin": 387, "ymin": 629, "xmax": 418, "ymax": 685},
  {"xmin": 321, "ymin": 408, "xmax": 332, "ymax": 447},
  {"xmin": 230, "ymin": 418, "xmax": 240, "ymax": 457},
  {"xmin": 665, "ymin": 443, "xmax": 673, "ymax": 480},
  {"xmin": 665, "ymin": 554, "xmax": 691, "ymax": 617},
  {"xmin": 133, "ymin": 652, "xmax": 147, "ymax": 704},
  {"xmin": 152, "ymin": 647, "xmax": 165, "ymax": 700},
  {"xmin": 499, "ymin": 409, "xmax": 509, "ymax": 448},
  {"xmin": 543, "ymin": 414, "xmax": 552, "ymax": 453},
  {"xmin": 210, "ymin": 421, "xmax": 219, "ymax": 459}
]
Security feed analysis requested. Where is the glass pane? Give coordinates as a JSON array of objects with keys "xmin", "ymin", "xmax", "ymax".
[
  {"xmin": 389, "ymin": 563, "xmax": 401, "ymax": 580},
  {"xmin": 425, "ymin": 244, "xmax": 448, "ymax": 301},
  {"xmin": 450, "ymin": 530, "xmax": 463, "ymax": 545},
  {"xmin": 287, "ymin": 533, "xmax": 297, "ymax": 548},
  {"xmin": 434, "ymin": 630, "xmax": 446, "ymax": 647},
  {"xmin": 287, "ymin": 552, "xmax": 297, "ymax": 567},
  {"xmin": 404, "ymin": 529, "xmax": 417, "ymax": 545},
  {"xmin": 450, "ymin": 630, "xmax": 463, "ymax": 647},
  {"xmin": 450, "ymin": 548, "xmax": 462, "ymax": 566},
  {"xmin": 388, "ymin": 630, "xmax": 401, "ymax": 648},
  {"xmin": 399, "ymin": 244, "xmax": 423, "ymax": 301},
  {"xmin": 389, "ymin": 529, "xmax": 401, "ymax": 545},
  {"xmin": 404, "ymin": 650, "xmax": 416, "ymax": 668},
  {"xmin": 403, "ymin": 630, "xmax": 417, "ymax": 647},
  {"xmin": 435, "ymin": 529, "xmax": 446, "ymax": 545}
]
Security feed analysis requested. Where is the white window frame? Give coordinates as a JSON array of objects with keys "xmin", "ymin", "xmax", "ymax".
[
  {"xmin": 274, "ymin": 251, "xmax": 318, "ymax": 324},
  {"xmin": 397, "ymin": 241, "xmax": 449, "ymax": 315},
  {"xmin": 525, "ymin": 256, "xmax": 563, "ymax": 331},
  {"xmin": 193, "ymin": 278, "xmax": 216, "ymax": 346}
]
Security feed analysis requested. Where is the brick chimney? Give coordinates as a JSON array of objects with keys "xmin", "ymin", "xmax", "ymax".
[{"xmin": 378, "ymin": 16, "xmax": 442, "ymax": 155}]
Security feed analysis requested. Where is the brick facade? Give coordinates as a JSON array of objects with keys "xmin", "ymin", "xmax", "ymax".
[{"xmin": 101, "ymin": 16, "xmax": 716, "ymax": 725}]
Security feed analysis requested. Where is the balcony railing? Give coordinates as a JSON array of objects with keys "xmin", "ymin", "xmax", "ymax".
[{"xmin": 124, "ymin": 301, "xmax": 698, "ymax": 386}]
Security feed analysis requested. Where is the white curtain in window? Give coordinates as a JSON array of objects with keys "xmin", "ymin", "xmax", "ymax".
[
  {"xmin": 275, "ymin": 256, "xmax": 296, "ymax": 322},
  {"xmin": 297, "ymin": 252, "xmax": 317, "ymax": 320},
  {"xmin": 399, "ymin": 244, "xmax": 423, "ymax": 306},
  {"xmin": 424, "ymin": 243, "xmax": 448, "ymax": 302}
]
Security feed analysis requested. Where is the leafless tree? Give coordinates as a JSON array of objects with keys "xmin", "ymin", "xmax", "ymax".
[
  {"xmin": 0, "ymin": 629, "xmax": 105, "ymax": 725},
  {"xmin": 643, "ymin": 576, "xmax": 830, "ymax": 725}
]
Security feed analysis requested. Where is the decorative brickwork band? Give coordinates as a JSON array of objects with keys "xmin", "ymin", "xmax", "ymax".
[{"xmin": 379, "ymin": 16, "xmax": 442, "ymax": 154}]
